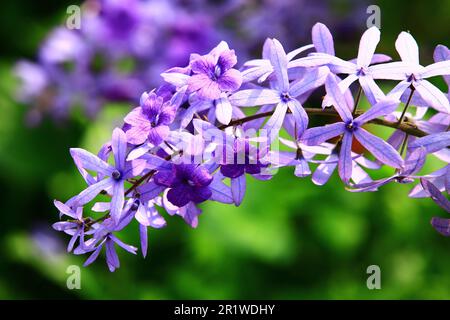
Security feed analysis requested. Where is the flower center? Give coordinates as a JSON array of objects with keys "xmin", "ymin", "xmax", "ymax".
[
  {"xmin": 407, "ymin": 73, "xmax": 417, "ymax": 82},
  {"xmin": 345, "ymin": 121, "xmax": 357, "ymax": 132},
  {"xmin": 280, "ymin": 92, "xmax": 290, "ymax": 102},
  {"xmin": 357, "ymin": 66, "xmax": 368, "ymax": 76},
  {"xmin": 112, "ymin": 170, "xmax": 122, "ymax": 180},
  {"xmin": 211, "ymin": 65, "xmax": 222, "ymax": 81}
]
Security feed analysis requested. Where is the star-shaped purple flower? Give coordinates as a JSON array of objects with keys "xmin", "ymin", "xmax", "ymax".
[
  {"xmin": 301, "ymin": 75, "xmax": 404, "ymax": 183},
  {"xmin": 70, "ymin": 128, "xmax": 146, "ymax": 223}
]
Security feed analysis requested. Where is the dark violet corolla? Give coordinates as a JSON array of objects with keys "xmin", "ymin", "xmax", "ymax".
[
  {"xmin": 188, "ymin": 41, "xmax": 242, "ymax": 100},
  {"xmin": 153, "ymin": 163, "xmax": 213, "ymax": 208},
  {"xmin": 124, "ymin": 91, "xmax": 176, "ymax": 146}
]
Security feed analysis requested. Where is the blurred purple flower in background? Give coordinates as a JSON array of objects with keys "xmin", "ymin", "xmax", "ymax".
[{"xmin": 14, "ymin": 0, "xmax": 367, "ymax": 125}]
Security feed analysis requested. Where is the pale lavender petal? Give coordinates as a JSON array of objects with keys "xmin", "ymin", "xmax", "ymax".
[
  {"xmin": 388, "ymin": 80, "xmax": 411, "ymax": 100},
  {"xmin": 288, "ymin": 53, "xmax": 335, "ymax": 68},
  {"xmin": 409, "ymin": 132, "xmax": 450, "ymax": 154},
  {"xmin": 370, "ymin": 54, "xmax": 392, "ymax": 64},
  {"xmin": 209, "ymin": 173, "xmax": 234, "ymax": 204},
  {"xmin": 414, "ymin": 79, "xmax": 450, "ymax": 113},
  {"xmin": 355, "ymin": 98, "xmax": 399, "ymax": 124},
  {"xmin": 269, "ymin": 38, "xmax": 289, "ymax": 92},
  {"xmin": 110, "ymin": 182, "xmax": 125, "ymax": 223},
  {"xmin": 215, "ymin": 95, "xmax": 233, "ymax": 125},
  {"xmin": 325, "ymin": 75, "xmax": 353, "ymax": 122},
  {"xmin": 350, "ymin": 163, "xmax": 372, "ymax": 184},
  {"xmin": 140, "ymin": 153, "xmax": 172, "ymax": 170},
  {"xmin": 421, "ymin": 61, "xmax": 450, "ymax": 78},
  {"xmin": 294, "ymin": 158, "xmax": 311, "ymax": 177},
  {"xmin": 231, "ymin": 174, "xmax": 246, "ymax": 206},
  {"xmin": 91, "ymin": 202, "xmax": 110, "ymax": 212},
  {"xmin": 70, "ymin": 148, "xmax": 114, "ymax": 176},
  {"xmin": 312, "ymin": 153, "xmax": 338, "ymax": 185},
  {"xmin": 403, "ymin": 147, "xmax": 426, "ymax": 175},
  {"xmin": 287, "ymin": 99, "xmax": 308, "ymax": 135},
  {"xmin": 348, "ymin": 177, "xmax": 393, "ymax": 192},
  {"xmin": 75, "ymin": 178, "xmax": 114, "ymax": 206},
  {"xmin": 338, "ymin": 132, "xmax": 353, "ymax": 183},
  {"xmin": 147, "ymin": 125, "xmax": 169, "ymax": 146},
  {"xmin": 110, "ymin": 234, "xmax": 137, "ymax": 254},
  {"xmin": 126, "ymin": 143, "xmax": 152, "ymax": 161},
  {"xmin": 139, "ymin": 224, "xmax": 148, "ymax": 257},
  {"xmin": 229, "ymin": 89, "xmax": 280, "ymax": 107},
  {"xmin": 395, "ymin": 31, "xmax": 420, "ymax": 65},
  {"xmin": 139, "ymin": 181, "xmax": 165, "ymax": 202},
  {"xmin": 83, "ymin": 243, "xmax": 103, "ymax": 267},
  {"xmin": 112, "ymin": 128, "xmax": 127, "ymax": 171},
  {"xmin": 54, "ymin": 200, "xmax": 77, "ymax": 219},
  {"xmin": 301, "ymin": 122, "xmax": 345, "ymax": 146},
  {"xmin": 52, "ymin": 221, "xmax": 77, "ymax": 231},
  {"xmin": 289, "ymin": 66, "xmax": 328, "ymax": 97},
  {"xmin": 218, "ymin": 69, "xmax": 242, "ymax": 92},
  {"xmin": 263, "ymin": 102, "xmax": 288, "ymax": 135},
  {"xmin": 358, "ymin": 75, "xmax": 386, "ymax": 105},
  {"xmin": 105, "ymin": 240, "xmax": 120, "ymax": 272},
  {"xmin": 354, "ymin": 128, "xmax": 403, "ymax": 168},
  {"xmin": 370, "ymin": 62, "xmax": 412, "ymax": 80},
  {"xmin": 125, "ymin": 123, "xmax": 150, "ymax": 145},
  {"xmin": 312, "ymin": 22, "xmax": 335, "ymax": 55},
  {"xmin": 160, "ymin": 72, "xmax": 190, "ymax": 87},
  {"xmin": 357, "ymin": 26, "xmax": 380, "ymax": 67},
  {"xmin": 286, "ymin": 44, "xmax": 314, "ymax": 61}
]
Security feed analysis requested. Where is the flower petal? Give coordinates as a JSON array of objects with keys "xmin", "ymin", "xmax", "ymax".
[
  {"xmin": 112, "ymin": 128, "xmax": 127, "ymax": 171},
  {"xmin": 301, "ymin": 122, "xmax": 345, "ymax": 146},
  {"xmin": 312, "ymin": 22, "xmax": 335, "ymax": 55},
  {"xmin": 231, "ymin": 174, "xmax": 246, "ymax": 206},
  {"xmin": 354, "ymin": 128, "xmax": 403, "ymax": 168},
  {"xmin": 357, "ymin": 26, "xmax": 380, "ymax": 67},
  {"xmin": 395, "ymin": 31, "xmax": 420, "ymax": 65},
  {"xmin": 338, "ymin": 132, "xmax": 353, "ymax": 183},
  {"xmin": 70, "ymin": 148, "xmax": 114, "ymax": 177},
  {"xmin": 229, "ymin": 89, "xmax": 280, "ymax": 107}
]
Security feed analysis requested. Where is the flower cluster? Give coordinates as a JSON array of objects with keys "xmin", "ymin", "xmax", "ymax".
[
  {"xmin": 54, "ymin": 23, "xmax": 450, "ymax": 271},
  {"xmin": 14, "ymin": 0, "xmax": 358, "ymax": 125}
]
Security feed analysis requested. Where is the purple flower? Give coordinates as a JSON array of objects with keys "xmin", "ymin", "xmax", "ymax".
[
  {"xmin": 70, "ymin": 128, "xmax": 146, "ymax": 222},
  {"xmin": 219, "ymin": 138, "xmax": 269, "ymax": 206},
  {"xmin": 83, "ymin": 230, "xmax": 138, "ymax": 272},
  {"xmin": 376, "ymin": 32, "xmax": 450, "ymax": 114},
  {"xmin": 188, "ymin": 41, "xmax": 242, "ymax": 100},
  {"xmin": 292, "ymin": 26, "xmax": 390, "ymax": 105},
  {"xmin": 230, "ymin": 39, "xmax": 328, "ymax": 136},
  {"xmin": 301, "ymin": 75, "xmax": 403, "ymax": 183},
  {"xmin": 124, "ymin": 92, "xmax": 176, "ymax": 145},
  {"xmin": 52, "ymin": 200, "xmax": 87, "ymax": 252},
  {"xmin": 154, "ymin": 163, "xmax": 213, "ymax": 208}
]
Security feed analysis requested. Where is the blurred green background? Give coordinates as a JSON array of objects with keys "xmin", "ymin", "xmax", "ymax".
[{"xmin": 0, "ymin": 0, "xmax": 449, "ymax": 299}]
